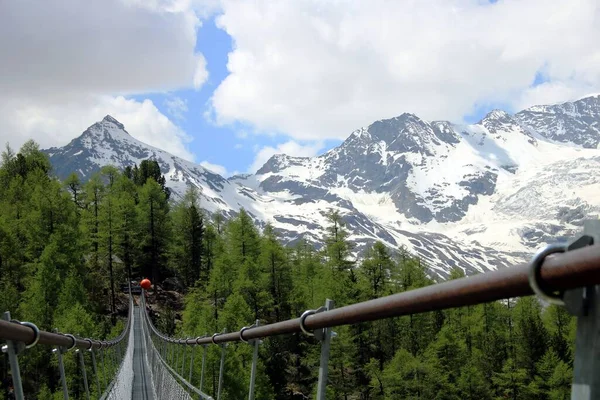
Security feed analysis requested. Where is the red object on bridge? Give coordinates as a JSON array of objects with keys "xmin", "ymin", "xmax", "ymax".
[{"xmin": 140, "ymin": 279, "xmax": 152, "ymax": 290}]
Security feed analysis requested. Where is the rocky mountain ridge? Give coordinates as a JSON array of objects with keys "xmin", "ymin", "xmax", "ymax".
[{"xmin": 44, "ymin": 95, "xmax": 600, "ymax": 278}]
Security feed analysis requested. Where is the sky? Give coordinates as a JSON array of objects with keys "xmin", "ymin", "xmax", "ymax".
[{"xmin": 1, "ymin": 0, "xmax": 600, "ymax": 177}]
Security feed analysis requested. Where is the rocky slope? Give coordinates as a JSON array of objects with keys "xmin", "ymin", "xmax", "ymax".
[{"xmin": 44, "ymin": 95, "xmax": 600, "ymax": 279}]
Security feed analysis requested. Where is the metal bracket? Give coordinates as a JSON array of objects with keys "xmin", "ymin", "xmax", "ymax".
[
  {"xmin": 300, "ymin": 306, "xmax": 327, "ymax": 339},
  {"xmin": 316, "ymin": 299, "xmax": 334, "ymax": 400},
  {"xmin": 564, "ymin": 220, "xmax": 600, "ymax": 399},
  {"xmin": 563, "ymin": 233, "xmax": 595, "ymax": 316}
]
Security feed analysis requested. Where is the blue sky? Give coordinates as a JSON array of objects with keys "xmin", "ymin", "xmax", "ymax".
[{"xmin": 131, "ymin": 17, "xmax": 343, "ymax": 176}]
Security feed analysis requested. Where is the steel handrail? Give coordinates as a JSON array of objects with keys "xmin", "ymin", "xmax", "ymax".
[
  {"xmin": 0, "ymin": 293, "xmax": 134, "ymax": 350},
  {"xmin": 143, "ymin": 243, "xmax": 600, "ymax": 346}
]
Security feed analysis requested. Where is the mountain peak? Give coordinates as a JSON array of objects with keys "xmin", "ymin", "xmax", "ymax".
[
  {"xmin": 481, "ymin": 109, "xmax": 510, "ymax": 122},
  {"xmin": 101, "ymin": 115, "xmax": 125, "ymax": 130}
]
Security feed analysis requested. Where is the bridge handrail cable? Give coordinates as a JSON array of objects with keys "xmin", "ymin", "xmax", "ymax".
[{"xmin": 145, "ymin": 243, "xmax": 600, "ymax": 346}]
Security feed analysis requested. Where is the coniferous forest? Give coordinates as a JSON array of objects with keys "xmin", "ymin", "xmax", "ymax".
[{"xmin": 0, "ymin": 141, "xmax": 576, "ymax": 399}]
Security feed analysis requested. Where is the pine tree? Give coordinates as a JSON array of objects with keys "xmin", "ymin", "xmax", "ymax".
[
  {"xmin": 132, "ymin": 159, "xmax": 170, "ymax": 199},
  {"xmin": 99, "ymin": 166, "xmax": 121, "ymax": 315},
  {"xmin": 136, "ymin": 178, "xmax": 170, "ymax": 285},
  {"xmin": 514, "ymin": 297, "xmax": 548, "ymax": 380},
  {"xmin": 170, "ymin": 186, "xmax": 205, "ymax": 288},
  {"xmin": 259, "ymin": 224, "xmax": 292, "ymax": 321},
  {"xmin": 113, "ymin": 172, "xmax": 138, "ymax": 282},
  {"xmin": 64, "ymin": 172, "xmax": 83, "ymax": 210}
]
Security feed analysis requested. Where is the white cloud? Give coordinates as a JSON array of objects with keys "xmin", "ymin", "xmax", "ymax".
[
  {"xmin": 200, "ymin": 160, "xmax": 228, "ymax": 176},
  {"xmin": 1, "ymin": 95, "xmax": 195, "ymax": 161},
  {"xmin": 211, "ymin": 0, "xmax": 600, "ymax": 140},
  {"xmin": 250, "ymin": 140, "xmax": 324, "ymax": 173},
  {"xmin": 165, "ymin": 97, "xmax": 189, "ymax": 120},
  {"xmin": 0, "ymin": 0, "xmax": 206, "ymax": 159},
  {"xmin": 0, "ymin": 0, "xmax": 207, "ymax": 97}
]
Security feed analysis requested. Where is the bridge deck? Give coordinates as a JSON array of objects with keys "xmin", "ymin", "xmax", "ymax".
[{"xmin": 132, "ymin": 307, "xmax": 154, "ymax": 400}]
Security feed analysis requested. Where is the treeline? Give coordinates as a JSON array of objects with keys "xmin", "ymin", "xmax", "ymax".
[
  {"xmin": 0, "ymin": 141, "xmax": 576, "ymax": 399},
  {"xmin": 180, "ymin": 204, "xmax": 576, "ymax": 400},
  {"xmin": 0, "ymin": 141, "xmax": 200, "ymax": 398}
]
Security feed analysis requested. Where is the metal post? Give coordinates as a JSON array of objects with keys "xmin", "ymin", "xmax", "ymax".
[
  {"xmin": 77, "ymin": 350, "xmax": 91, "ymax": 400},
  {"xmin": 55, "ymin": 347, "xmax": 69, "ymax": 400},
  {"xmin": 188, "ymin": 345, "xmax": 195, "ymax": 383},
  {"xmin": 248, "ymin": 320, "xmax": 260, "ymax": 400},
  {"xmin": 200, "ymin": 345, "xmax": 207, "ymax": 392},
  {"xmin": 175, "ymin": 342, "xmax": 180, "ymax": 370},
  {"xmin": 90, "ymin": 349, "xmax": 101, "ymax": 397},
  {"xmin": 568, "ymin": 220, "xmax": 600, "ymax": 399},
  {"xmin": 109, "ymin": 346, "xmax": 115, "ymax": 376},
  {"xmin": 217, "ymin": 330, "xmax": 227, "ymax": 400},
  {"xmin": 1, "ymin": 312, "xmax": 24, "ymax": 400},
  {"xmin": 181, "ymin": 343, "xmax": 187, "ymax": 376},
  {"xmin": 316, "ymin": 299, "xmax": 334, "ymax": 400},
  {"xmin": 100, "ymin": 347, "xmax": 107, "ymax": 391}
]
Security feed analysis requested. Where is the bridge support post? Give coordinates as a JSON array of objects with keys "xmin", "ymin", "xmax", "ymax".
[
  {"xmin": 188, "ymin": 344, "xmax": 195, "ymax": 383},
  {"xmin": 90, "ymin": 348, "xmax": 101, "ymax": 398},
  {"xmin": 181, "ymin": 341, "xmax": 187, "ymax": 376},
  {"xmin": 54, "ymin": 346, "xmax": 69, "ymax": 400},
  {"xmin": 199, "ymin": 344, "xmax": 207, "ymax": 392},
  {"xmin": 247, "ymin": 320, "xmax": 261, "ymax": 400},
  {"xmin": 170, "ymin": 342, "xmax": 175, "ymax": 366},
  {"xmin": 1, "ymin": 312, "xmax": 24, "ymax": 400},
  {"xmin": 77, "ymin": 349, "xmax": 91, "ymax": 400},
  {"xmin": 566, "ymin": 220, "xmax": 600, "ymax": 400},
  {"xmin": 217, "ymin": 329, "xmax": 227, "ymax": 400},
  {"xmin": 100, "ymin": 347, "xmax": 107, "ymax": 392},
  {"xmin": 316, "ymin": 299, "xmax": 334, "ymax": 400}
]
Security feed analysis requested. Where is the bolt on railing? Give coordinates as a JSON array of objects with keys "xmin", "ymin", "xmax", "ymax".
[
  {"xmin": 0, "ymin": 294, "xmax": 134, "ymax": 400},
  {"xmin": 139, "ymin": 220, "xmax": 600, "ymax": 400}
]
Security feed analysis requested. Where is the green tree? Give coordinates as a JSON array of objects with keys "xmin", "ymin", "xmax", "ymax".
[
  {"xmin": 136, "ymin": 178, "xmax": 170, "ymax": 285},
  {"xmin": 170, "ymin": 186, "xmax": 205, "ymax": 288},
  {"xmin": 64, "ymin": 172, "xmax": 83, "ymax": 210},
  {"xmin": 259, "ymin": 224, "xmax": 292, "ymax": 321},
  {"xmin": 99, "ymin": 166, "xmax": 121, "ymax": 315}
]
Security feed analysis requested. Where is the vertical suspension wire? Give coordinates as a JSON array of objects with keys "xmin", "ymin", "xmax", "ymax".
[
  {"xmin": 181, "ymin": 343, "xmax": 187, "ymax": 376},
  {"xmin": 216, "ymin": 341, "xmax": 226, "ymax": 400},
  {"xmin": 90, "ymin": 348, "xmax": 101, "ymax": 397},
  {"xmin": 316, "ymin": 299, "xmax": 334, "ymax": 400},
  {"xmin": 100, "ymin": 345, "xmax": 107, "ymax": 392},
  {"xmin": 54, "ymin": 346, "xmax": 69, "ymax": 400},
  {"xmin": 199, "ymin": 345, "xmax": 207, "ymax": 393},
  {"xmin": 77, "ymin": 349, "xmax": 91, "ymax": 400},
  {"xmin": 247, "ymin": 320, "xmax": 261, "ymax": 400},
  {"xmin": 2, "ymin": 312, "xmax": 25, "ymax": 400},
  {"xmin": 188, "ymin": 345, "xmax": 195, "ymax": 384}
]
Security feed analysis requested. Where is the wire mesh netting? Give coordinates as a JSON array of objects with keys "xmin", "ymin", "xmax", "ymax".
[
  {"xmin": 140, "ymin": 303, "xmax": 213, "ymax": 399},
  {"xmin": 102, "ymin": 312, "xmax": 135, "ymax": 400}
]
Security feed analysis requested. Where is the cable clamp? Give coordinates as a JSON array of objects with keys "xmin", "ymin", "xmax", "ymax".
[{"xmin": 299, "ymin": 306, "xmax": 326, "ymax": 337}]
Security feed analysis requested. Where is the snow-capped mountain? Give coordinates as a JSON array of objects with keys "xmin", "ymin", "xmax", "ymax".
[{"xmin": 43, "ymin": 95, "xmax": 600, "ymax": 279}]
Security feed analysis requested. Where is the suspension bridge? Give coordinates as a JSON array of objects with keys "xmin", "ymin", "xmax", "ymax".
[{"xmin": 2, "ymin": 220, "xmax": 600, "ymax": 399}]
